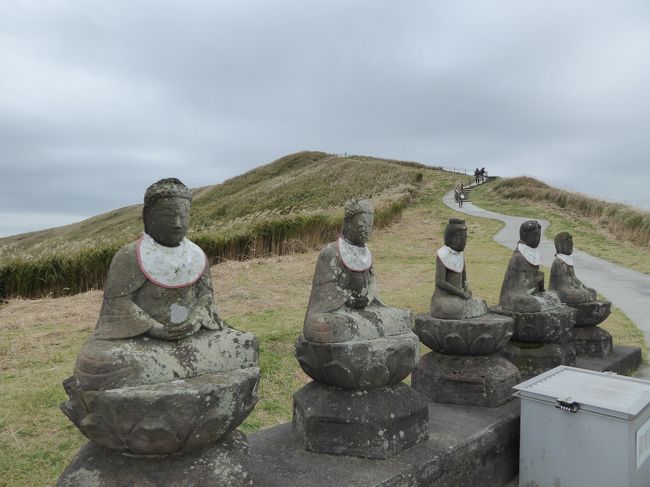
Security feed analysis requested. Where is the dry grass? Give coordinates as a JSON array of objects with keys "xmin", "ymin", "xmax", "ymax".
[
  {"xmin": 472, "ymin": 178, "xmax": 650, "ymax": 274},
  {"xmin": 0, "ymin": 152, "xmax": 432, "ymax": 299},
  {"xmin": 0, "ymin": 171, "xmax": 645, "ymax": 486}
]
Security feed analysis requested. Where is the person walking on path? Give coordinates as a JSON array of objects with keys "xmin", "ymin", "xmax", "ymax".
[{"xmin": 474, "ymin": 168, "xmax": 480, "ymax": 184}]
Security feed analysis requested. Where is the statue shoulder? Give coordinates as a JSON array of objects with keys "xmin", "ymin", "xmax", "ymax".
[
  {"xmin": 103, "ymin": 241, "xmax": 147, "ymax": 298},
  {"xmin": 312, "ymin": 242, "xmax": 340, "ymax": 283},
  {"xmin": 509, "ymin": 249, "xmax": 531, "ymax": 270}
]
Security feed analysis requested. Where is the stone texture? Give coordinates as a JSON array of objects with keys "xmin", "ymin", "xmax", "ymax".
[
  {"xmin": 73, "ymin": 326, "xmax": 258, "ymax": 390},
  {"xmin": 293, "ymin": 382, "xmax": 429, "ymax": 459},
  {"xmin": 569, "ymin": 300, "xmax": 612, "ymax": 327},
  {"xmin": 295, "ymin": 333, "xmax": 418, "ymax": 389},
  {"xmin": 568, "ymin": 325, "xmax": 613, "ymax": 357},
  {"xmin": 491, "ymin": 305, "xmax": 576, "ymax": 343},
  {"xmin": 501, "ymin": 341, "xmax": 576, "ymax": 380},
  {"xmin": 250, "ymin": 400, "xmax": 521, "ymax": 487},
  {"xmin": 575, "ymin": 344, "xmax": 642, "ymax": 376},
  {"xmin": 57, "ymin": 430, "xmax": 254, "ymax": 487},
  {"xmin": 412, "ymin": 352, "xmax": 520, "ymax": 407},
  {"xmin": 414, "ymin": 312, "xmax": 513, "ymax": 355},
  {"xmin": 58, "ymin": 178, "xmax": 261, "ymax": 482},
  {"xmin": 61, "ymin": 368, "xmax": 259, "ymax": 455}
]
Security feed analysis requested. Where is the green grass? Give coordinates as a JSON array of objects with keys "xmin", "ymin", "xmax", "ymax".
[{"xmin": 472, "ymin": 177, "xmax": 650, "ymax": 275}]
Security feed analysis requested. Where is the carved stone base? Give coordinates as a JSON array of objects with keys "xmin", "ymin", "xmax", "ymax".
[
  {"xmin": 568, "ymin": 325, "xmax": 613, "ymax": 357},
  {"xmin": 502, "ymin": 341, "xmax": 576, "ymax": 380},
  {"xmin": 295, "ymin": 333, "xmax": 418, "ymax": 389},
  {"xmin": 491, "ymin": 305, "xmax": 576, "ymax": 342},
  {"xmin": 414, "ymin": 312, "xmax": 514, "ymax": 355},
  {"xmin": 293, "ymin": 381, "xmax": 428, "ymax": 459},
  {"xmin": 569, "ymin": 300, "xmax": 612, "ymax": 327},
  {"xmin": 56, "ymin": 430, "xmax": 253, "ymax": 487},
  {"xmin": 412, "ymin": 351, "xmax": 520, "ymax": 407},
  {"xmin": 61, "ymin": 368, "xmax": 260, "ymax": 455}
]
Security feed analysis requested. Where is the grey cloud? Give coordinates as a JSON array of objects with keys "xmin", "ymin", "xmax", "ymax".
[{"xmin": 1, "ymin": 0, "xmax": 649, "ymax": 238}]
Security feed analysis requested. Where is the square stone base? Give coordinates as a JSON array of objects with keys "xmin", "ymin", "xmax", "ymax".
[
  {"xmin": 568, "ymin": 325, "xmax": 613, "ymax": 357},
  {"xmin": 292, "ymin": 381, "xmax": 429, "ymax": 459},
  {"xmin": 501, "ymin": 341, "xmax": 576, "ymax": 380},
  {"xmin": 56, "ymin": 430, "xmax": 252, "ymax": 487},
  {"xmin": 412, "ymin": 352, "xmax": 521, "ymax": 407}
]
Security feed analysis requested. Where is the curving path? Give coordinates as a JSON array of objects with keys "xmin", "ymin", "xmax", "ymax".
[{"xmin": 443, "ymin": 190, "xmax": 650, "ymax": 377}]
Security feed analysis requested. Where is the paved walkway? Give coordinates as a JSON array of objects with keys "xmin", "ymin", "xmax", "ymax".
[{"xmin": 443, "ymin": 190, "xmax": 650, "ymax": 377}]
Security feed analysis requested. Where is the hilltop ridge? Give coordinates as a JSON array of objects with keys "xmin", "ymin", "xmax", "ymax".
[{"xmin": 0, "ymin": 151, "xmax": 455, "ymax": 299}]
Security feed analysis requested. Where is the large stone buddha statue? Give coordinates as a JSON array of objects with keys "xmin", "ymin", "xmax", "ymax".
[{"xmin": 58, "ymin": 179, "xmax": 260, "ymax": 486}]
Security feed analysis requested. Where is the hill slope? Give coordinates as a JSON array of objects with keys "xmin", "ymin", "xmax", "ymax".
[
  {"xmin": 0, "ymin": 151, "xmax": 456, "ymax": 298},
  {"xmin": 472, "ymin": 176, "xmax": 650, "ymax": 274}
]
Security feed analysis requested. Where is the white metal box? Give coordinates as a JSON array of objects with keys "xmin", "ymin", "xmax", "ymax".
[{"xmin": 514, "ymin": 366, "xmax": 650, "ymax": 487}]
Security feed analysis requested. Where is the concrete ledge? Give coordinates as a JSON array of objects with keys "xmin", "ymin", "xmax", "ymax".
[
  {"xmin": 575, "ymin": 344, "xmax": 642, "ymax": 376},
  {"xmin": 249, "ymin": 400, "xmax": 520, "ymax": 487}
]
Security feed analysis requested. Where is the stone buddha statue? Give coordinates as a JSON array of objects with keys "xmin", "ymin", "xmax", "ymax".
[
  {"xmin": 430, "ymin": 219, "xmax": 488, "ymax": 319},
  {"xmin": 495, "ymin": 220, "xmax": 576, "ymax": 378},
  {"xmin": 303, "ymin": 199, "xmax": 412, "ymax": 344},
  {"xmin": 293, "ymin": 200, "xmax": 427, "ymax": 459},
  {"xmin": 498, "ymin": 220, "xmax": 560, "ymax": 313},
  {"xmin": 549, "ymin": 232, "xmax": 597, "ymax": 304},
  {"xmin": 59, "ymin": 178, "xmax": 259, "ymax": 464},
  {"xmin": 549, "ymin": 232, "xmax": 611, "ymax": 355},
  {"xmin": 296, "ymin": 199, "xmax": 417, "ymax": 390}
]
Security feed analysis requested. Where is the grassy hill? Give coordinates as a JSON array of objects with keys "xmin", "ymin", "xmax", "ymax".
[
  {"xmin": 471, "ymin": 177, "xmax": 650, "ymax": 274},
  {"xmin": 0, "ymin": 151, "xmax": 454, "ymax": 299},
  {"xmin": 0, "ymin": 161, "xmax": 645, "ymax": 486}
]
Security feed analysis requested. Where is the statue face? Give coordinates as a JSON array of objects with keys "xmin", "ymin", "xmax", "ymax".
[
  {"xmin": 559, "ymin": 234, "xmax": 573, "ymax": 255},
  {"xmin": 145, "ymin": 197, "xmax": 191, "ymax": 246},
  {"xmin": 343, "ymin": 211, "xmax": 373, "ymax": 245},
  {"xmin": 522, "ymin": 227, "xmax": 541, "ymax": 248},
  {"xmin": 446, "ymin": 228, "xmax": 467, "ymax": 252}
]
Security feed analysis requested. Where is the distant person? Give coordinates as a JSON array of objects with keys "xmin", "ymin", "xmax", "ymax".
[
  {"xmin": 480, "ymin": 167, "xmax": 486, "ymax": 183},
  {"xmin": 474, "ymin": 168, "xmax": 480, "ymax": 184},
  {"xmin": 458, "ymin": 187, "xmax": 465, "ymax": 208}
]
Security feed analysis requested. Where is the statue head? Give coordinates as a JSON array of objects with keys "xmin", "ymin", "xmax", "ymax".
[
  {"xmin": 519, "ymin": 220, "xmax": 541, "ymax": 248},
  {"xmin": 143, "ymin": 178, "xmax": 192, "ymax": 247},
  {"xmin": 444, "ymin": 219, "xmax": 467, "ymax": 252},
  {"xmin": 342, "ymin": 199, "xmax": 374, "ymax": 245},
  {"xmin": 554, "ymin": 232, "xmax": 573, "ymax": 255}
]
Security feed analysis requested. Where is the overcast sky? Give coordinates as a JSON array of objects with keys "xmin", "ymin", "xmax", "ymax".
[{"xmin": 1, "ymin": 0, "xmax": 649, "ymax": 238}]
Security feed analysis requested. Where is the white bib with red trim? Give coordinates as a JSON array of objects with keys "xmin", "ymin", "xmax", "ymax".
[
  {"xmin": 337, "ymin": 237, "xmax": 372, "ymax": 272},
  {"xmin": 518, "ymin": 242, "xmax": 543, "ymax": 266},
  {"xmin": 437, "ymin": 245, "xmax": 464, "ymax": 273},
  {"xmin": 137, "ymin": 233, "xmax": 208, "ymax": 288}
]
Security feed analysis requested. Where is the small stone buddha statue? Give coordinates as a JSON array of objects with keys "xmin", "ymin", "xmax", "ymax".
[
  {"xmin": 303, "ymin": 199, "xmax": 412, "ymax": 344},
  {"xmin": 294, "ymin": 199, "xmax": 427, "ymax": 459},
  {"xmin": 495, "ymin": 220, "xmax": 576, "ymax": 378},
  {"xmin": 60, "ymin": 178, "xmax": 259, "ymax": 461},
  {"xmin": 296, "ymin": 199, "xmax": 417, "ymax": 390},
  {"xmin": 549, "ymin": 232, "xmax": 597, "ymax": 304},
  {"xmin": 549, "ymin": 232, "xmax": 611, "ymax": 353},
  {"xmin": 498, "ymin": 220, "xmax": 561, "ymax": 313},
  {"xmin": 430, "ymin": 219, "xmax": 488, "ymax": 319},
  {"xmin": 412, "ymin": 219, "xmax": 518, "ymax": 407}
]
